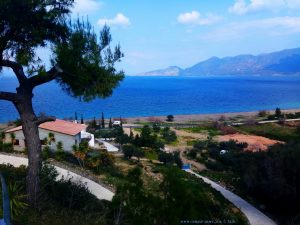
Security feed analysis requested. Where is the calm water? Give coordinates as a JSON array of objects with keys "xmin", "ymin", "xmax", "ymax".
[{"xmin": 1, "ymin": 76, "xmax": 300, "ymax": 122}]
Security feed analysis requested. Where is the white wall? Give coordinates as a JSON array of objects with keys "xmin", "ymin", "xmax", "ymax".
[{"xmin": 5, "ymin": 129, "xmax": 81, "ymax": 152}]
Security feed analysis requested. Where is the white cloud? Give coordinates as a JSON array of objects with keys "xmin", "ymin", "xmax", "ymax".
[
  {"xmin": 229, "ymin": 0, "xmax": 300, "ymax": 15},
  {"xmin": 177, "ymin": 11, "xmax": 222, "ymax": 25},
  {"xmin": 72, "ymin": 0, "xmax": 103, "ymax": 15},
  {"xmin": 202, "ymin": 16, "xmax": 300, "ymax": 41},
  {"xmin": 97, "ymin": 13, "xmax": 131, "ymax": 27}
]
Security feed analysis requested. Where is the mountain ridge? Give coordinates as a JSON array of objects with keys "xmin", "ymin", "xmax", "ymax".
[{"xmin": 136, "ymin": 48, "xmax": 300, "ymax": 76}]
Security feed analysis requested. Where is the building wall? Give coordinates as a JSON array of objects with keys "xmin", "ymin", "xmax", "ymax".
[
  {"xmin": 39, "ymin": 129, "xmax": 79, "ymax": 152},
  {"xmin": 5, "ymin": 129, "xmax": 80, "ymax": 152}
]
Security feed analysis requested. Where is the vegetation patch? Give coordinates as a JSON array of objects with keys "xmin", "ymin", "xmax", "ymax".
[{"xmin": 235, "ymin": 123, "xmax": 300, "ymax": 142}]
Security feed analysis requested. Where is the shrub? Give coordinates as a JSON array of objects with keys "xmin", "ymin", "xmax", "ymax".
[
  {"xmin": 205, "ymin": 160, "xmax": 224, "ymax": 171},
  {"xmin": 158, "ymin": 152, "xmax": 174, "ymax": 165},
  {"xmin": 187, "ymin": 149, "xmax": 197, "ymax": 159},
  {"xmin": 1, "ymin": 142, "xmax": 13, "ymax": 153},
  {"xmin": 267, "ymin": 114, "xmax": 276, "ymax": 120},
  {"xmin": 7, "ymin": 181, "xmax": 28, "ymax": 218},
  {"xmin": 161, "ymin": 127, "xmax": 177, "ymax": 143},
  {"xmin": 258, "ymin": 110, "xmax": 268, "ymax": 117},
  {"xmin": 55, "ymin": 141, "xmax": 65, "ymax": 161},
  {"xmin": 166, "ymin": 115, "xmax": 174, "ymax": 122},
  {"xmin": 123, "ymin": 144, "xmax": 136, "ymax": 159},
  {"xmin": 42, "ymin": 146, "xmax": 51, "ymax": 160}
]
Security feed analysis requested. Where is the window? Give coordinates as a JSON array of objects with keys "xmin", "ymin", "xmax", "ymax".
[
  {"xmin": 14, "ymin": 139, "xmax": 20, "ymax": 146},
  {"xmin": 75, "ymin": 140, "xmax": 78, "ymax": 145}
]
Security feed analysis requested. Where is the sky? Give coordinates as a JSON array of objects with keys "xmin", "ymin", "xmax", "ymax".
[{"xmin": 7, "ymin": 0, "xmax": 300, "ymax": 76}]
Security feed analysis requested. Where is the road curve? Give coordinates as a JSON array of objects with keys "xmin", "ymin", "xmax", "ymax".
[
  {"xmin": 185, "ymin": 169, "xmax": 276, "ymax": 225},
  {"xmin": 0, "ymin": 153, "xmax": 114, "ymax": 201}
]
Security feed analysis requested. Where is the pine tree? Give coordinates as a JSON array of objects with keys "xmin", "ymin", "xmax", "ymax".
[
  {"xmin": 81, "ymin": 114, "xmax": 84, "ymax": 124},
  {"xmin": 0, "ymin": 0, "xmax": 124, "ymax": 205}
]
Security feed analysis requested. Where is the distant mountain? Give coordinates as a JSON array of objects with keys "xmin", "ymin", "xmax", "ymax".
[
  {"xmin": 136, "ymin": 66, "xmax": 183, "ymax": 76},
  {"xmin": 182, "ymin": 48, "xmax": 300, "ymax": 76},
  {"xmin": 137, "ymin": 48, "xmax": 300, "ymax": 76}
]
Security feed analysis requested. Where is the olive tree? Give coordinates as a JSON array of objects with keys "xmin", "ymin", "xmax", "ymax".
[{"xmin": 0, "ymin": 0, "xmax": 124, "ymax": 206}]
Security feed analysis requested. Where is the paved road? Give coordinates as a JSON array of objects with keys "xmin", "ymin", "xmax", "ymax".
[
  {"xmin": 185, "ymin": 169, "xmax": 276, "ymax": 225},
  {"xmin": 96, "ymin": 139, "xmax": 119, "ymax": 152},
  {"xmin": 0, "ymin": 154, "xmax": 114, "ymax": 201}
]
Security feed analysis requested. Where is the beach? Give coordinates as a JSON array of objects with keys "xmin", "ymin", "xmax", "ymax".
[{"xmin": 123, "ymin": 108, "xmax": 300, "ymax": 123}]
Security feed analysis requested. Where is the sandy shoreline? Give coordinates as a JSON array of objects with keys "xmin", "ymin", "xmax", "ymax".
[
  {"xmin": 1, "ymin": 109, "xmax": 300, "ymax": 127},
  {"xmin": 123, "ymin": 108, "xmax": 300, "ymax": 123}
]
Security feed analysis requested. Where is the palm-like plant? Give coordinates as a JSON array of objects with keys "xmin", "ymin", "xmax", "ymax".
[
  {"xmin": 47, "ymin": 132, "xmax": 55, "ymax": 145},
  {"xmin": 8, "ymin": 182, "xmax": 28, "ymax": 218},
  {"xmin": 10, "ymin": 133, "xmax": 15, "ymax": 145}
]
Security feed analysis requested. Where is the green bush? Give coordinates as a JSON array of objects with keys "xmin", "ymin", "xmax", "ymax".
[
  {"xmin": 205, "ymin": 160, "xmax": 224, "ymax": 171},
  {"xmin": 42, "ymin": 146, "xmax": 51, "ymax": 160},
  {"xmin": 0, "ymin": 142, "xmax": 13, "ymax": 153},
  {"xmin": 55, "ymin": 142, "xmax": 65, "ymax": 161}
]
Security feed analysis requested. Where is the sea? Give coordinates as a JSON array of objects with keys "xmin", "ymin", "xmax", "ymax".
[{"xmin": 1, "ymin": 75, "xmax": 300, "ymax": 123}]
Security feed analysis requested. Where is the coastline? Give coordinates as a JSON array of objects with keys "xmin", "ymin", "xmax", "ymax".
[
  {"xmin": 1, "ymin": 109, "xmax": 300, "ymax": 127},
  {"xmin": 123, "ymin": 108, "xmax": 300, "ymax": 123}
]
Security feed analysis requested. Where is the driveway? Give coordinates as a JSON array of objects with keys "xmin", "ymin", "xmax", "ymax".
[{"xmin": 185, "ymin": 169, "xmax": 276, "ymax": 225}]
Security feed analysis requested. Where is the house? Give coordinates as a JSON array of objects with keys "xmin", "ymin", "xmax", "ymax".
[
  {"xmin": 112, "ymin": 120, "xmax": 121, "ymax": 127},
  {"xmin": 4, "ymin": 119, "xmax": 95, "ymax": 152}
]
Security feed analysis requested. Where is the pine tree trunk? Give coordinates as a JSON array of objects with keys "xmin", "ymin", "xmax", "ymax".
[{"xmin": 14, "ymin": 87, "xmax": 42, "ymax": 206}]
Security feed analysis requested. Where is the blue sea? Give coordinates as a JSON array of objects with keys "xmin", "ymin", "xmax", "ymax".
[{"xmin": 1, "ymin": 75, "xmax": 300, "ymax": 122}]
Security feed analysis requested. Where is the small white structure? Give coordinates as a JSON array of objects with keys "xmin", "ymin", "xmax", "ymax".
[
  {"xmin": 5, "ymin": 119, "xmax": 94, "ymax": 152},
  {"xmin": 112, "ymin": 120, "xmax": 121, "ymax": 126},
  {"xmin": 220, "ymin": 149, "xmax": 228, "ymax": 155}
]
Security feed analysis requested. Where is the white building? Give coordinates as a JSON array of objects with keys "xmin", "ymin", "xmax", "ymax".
[
  {"xmin": 5, "ymin": 119, "xmax": 94, "ymax": 152},
  {"xmin": 112, "ymin": 120, "xmax": 121, "ymax": 126}
]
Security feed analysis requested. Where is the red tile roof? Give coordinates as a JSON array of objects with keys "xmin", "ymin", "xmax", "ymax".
[{"xmin": 5, "ymin": 119, "xmax": 87, "ymax": 136}]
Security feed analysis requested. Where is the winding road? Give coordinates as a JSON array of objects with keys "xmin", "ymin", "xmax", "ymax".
[
  {"xmin": 185, "ymin": 169, "xmax": 277, "ymax": 225},
  {"xmin": 0, "ymin": 153, "xmax": 278, "ymax": 224},
  {"xmin": 0, "ymin": 153, "xmax": 114, "ymax": 201}
]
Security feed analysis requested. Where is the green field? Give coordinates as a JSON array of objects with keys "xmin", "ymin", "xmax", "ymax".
[
  {"xmin": 234, "ymin": 123, "xmax": 299, "ymax": 142},
  {"xmin": 180, "ymin": 125, "xmax": 221, "ymax": 137}
]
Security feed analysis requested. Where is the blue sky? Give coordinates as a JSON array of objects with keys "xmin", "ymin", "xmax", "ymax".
[{"xmin": 19, "ymin": 0, "xmax": 300, "ymax": 75}]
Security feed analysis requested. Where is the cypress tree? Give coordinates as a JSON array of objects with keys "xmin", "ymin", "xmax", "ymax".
[
  {"xmin": 101, "ymin": 112, "xmax": 105, "ymax": 128},
  {"xmin": 81, "ymin": 114, "xmax": 84, "ymax": 124},
  {"xmin": 109, "ymin": 117, "xmax": 113, "ymax": 129},
  {"xmin": 75, "ymin": 112, "xmax": 78, "ymax": 121}
]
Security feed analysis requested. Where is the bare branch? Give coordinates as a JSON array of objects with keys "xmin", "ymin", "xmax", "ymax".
[
  {"xmin": 28, "ymin": 65, "xmax": 63, "ymax": 88},
  {"xmin": 0, "ymin": 60, "xmax": 27, "ymax": 83},
  {"xmin": 0, "ymin": 91, "xmax": 18, "ymax": 102},
  {"xmin": 35, "ymin": 115, "xmax": 56, "ymax": 126}
]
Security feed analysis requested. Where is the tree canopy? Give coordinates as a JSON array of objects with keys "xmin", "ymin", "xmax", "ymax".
[
  {"xmin": 0, "ymin": 0, "xmax": 124, "ymax": 103},
  {"xmin": 0, "ymin": 0, "xmax": 124, "ymax": 206}
]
